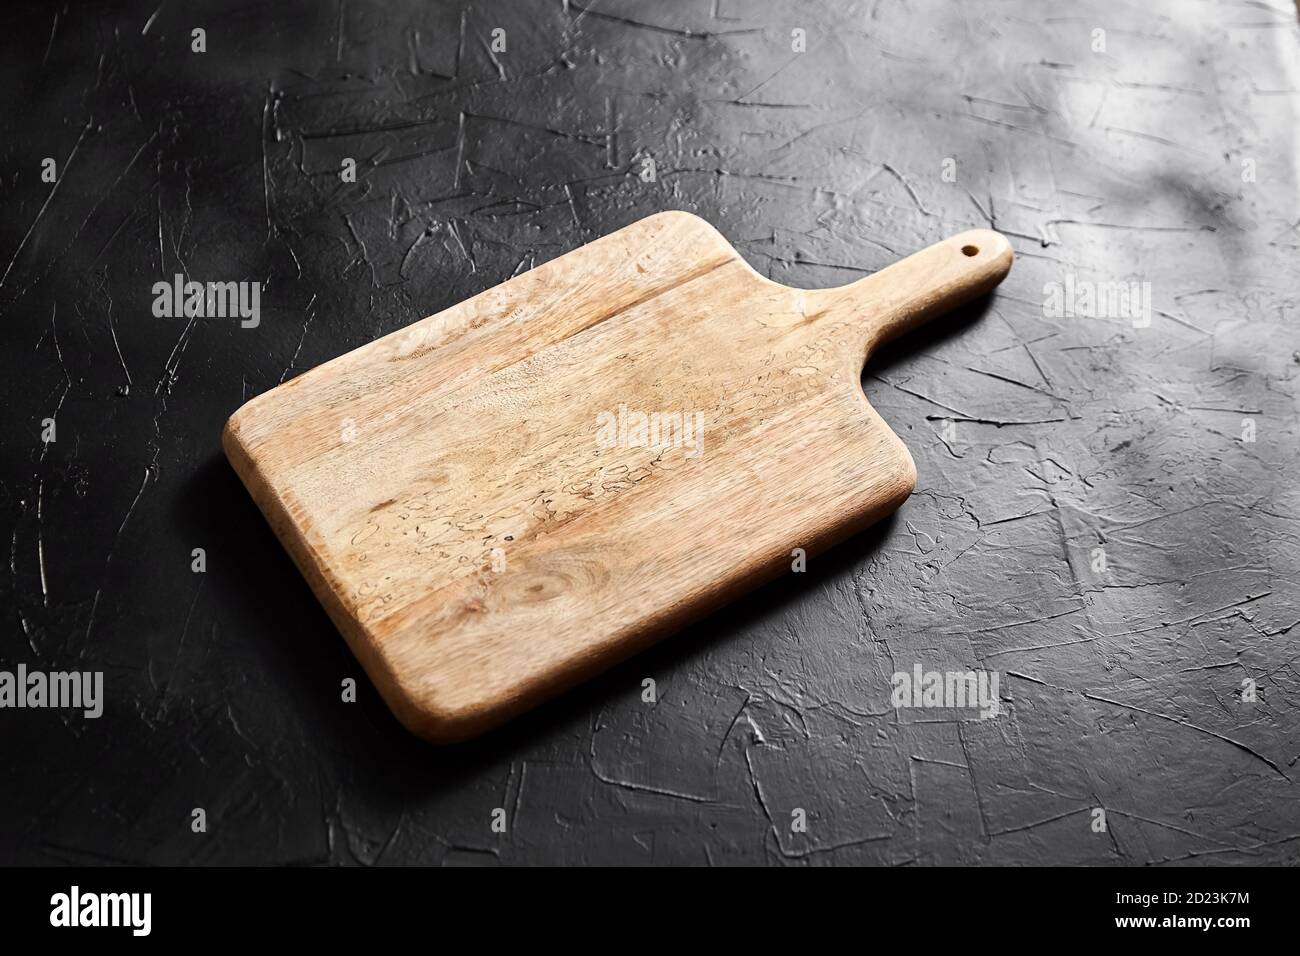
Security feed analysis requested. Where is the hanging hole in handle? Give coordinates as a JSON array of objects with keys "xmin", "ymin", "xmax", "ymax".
[{"xmin": 961, "ymin": 244, "xmax": 979, "ymax": 257}]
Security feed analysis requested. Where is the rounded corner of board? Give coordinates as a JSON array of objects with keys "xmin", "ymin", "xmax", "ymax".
[
  {"xmin": 221, "ymin": 409, "xmax": 244, "ymax": 452},
  {"xmin": 883, "ymin": 433, "xmax": 919, "ymax": 502},
  {"xmin": 645, "ymin": 208, "xmax": 707, "ymax": 229},
  {"xmin": 221, "ymin": 416, "xmax": 251, "ymax": 475},
  {"xmin": 380, "ymin": 675, "xmax": 508, "ymax": 745},
  {"xmin": 897, "ymin": 451, "xmax": 919, "ymax": 499},
  {"xmin": 395, "ymin": 700, "xmax": 501, "ymax": 746},
  {"xmin": 644, "ymin": 208, "xmax": 730, "ymax": 244}
]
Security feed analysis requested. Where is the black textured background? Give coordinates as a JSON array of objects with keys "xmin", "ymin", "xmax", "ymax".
[{"xmin": 2, "ymin": 0, "xmax": 1298, "ymax": 866}]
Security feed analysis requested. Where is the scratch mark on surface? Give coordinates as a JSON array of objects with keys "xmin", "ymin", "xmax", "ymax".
[{"xmin": 1, "ymin": 120, "xmax": 91, "ymax": 297}]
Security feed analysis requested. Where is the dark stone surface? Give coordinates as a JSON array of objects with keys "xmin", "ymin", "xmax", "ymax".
[{"xmin": 1, "ymin": 0, "xmax": 1297, "ymax": 865}]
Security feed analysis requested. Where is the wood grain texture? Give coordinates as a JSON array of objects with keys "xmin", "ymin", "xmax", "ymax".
[{"xmin": 223, "ymin": 212, "xmax": 1013, "ymax": 742}]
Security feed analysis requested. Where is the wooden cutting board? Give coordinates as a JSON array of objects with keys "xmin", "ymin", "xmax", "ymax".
[{"xmin": 224, "ymin": 212, "xmax": 1013, "ymax": 743}]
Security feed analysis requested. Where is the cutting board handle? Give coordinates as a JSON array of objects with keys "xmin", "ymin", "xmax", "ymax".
[{"xmin": 817, "ymin": 228, "xmax": 1014, "ymax": 360}]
